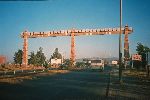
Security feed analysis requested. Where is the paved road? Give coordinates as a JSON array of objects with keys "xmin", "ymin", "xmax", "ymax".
[
  {"xmin": 0, "ymin": 68, "xmax": 111, "ymax": 100},
  {"xmin": 0, "ymin": 66, "xmax": 149, "ymax": 100}
]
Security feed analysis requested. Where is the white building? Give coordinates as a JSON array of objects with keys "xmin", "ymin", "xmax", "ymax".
[
  {"xmin": 89, "ymin": 59, "xmax": 104, "ymax": 70},
  {"xmin": 50, "ymin": 58, "xmax": 62, "ymax": 68},
  {"xmin": 112, "ymin": 60, "xmax": 118, "ymax": 65}
]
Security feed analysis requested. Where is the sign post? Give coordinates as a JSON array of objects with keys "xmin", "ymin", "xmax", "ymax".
[{"xmin": 132, "ymin": 54, "xmax": 142, "ymax": 68}]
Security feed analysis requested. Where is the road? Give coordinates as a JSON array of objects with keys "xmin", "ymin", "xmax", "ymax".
[
  {"xmin": 0, "ymin": 66, "xmax": 149, "ymax": 100},
  {"xmin": 0, "ymin": 67, "xmax": 111, "ymax": 100}
]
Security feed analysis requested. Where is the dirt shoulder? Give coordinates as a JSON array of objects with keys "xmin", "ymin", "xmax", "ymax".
[{"xmin": 0, "ymin": 70, "xmax": 70, "ymax": 84}]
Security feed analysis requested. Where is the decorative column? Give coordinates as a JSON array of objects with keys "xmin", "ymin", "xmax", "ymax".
[
  {"xmin": 22, "ymin": 31, "xmax": 28, "ymax": 66},
  {"xmin": 124, "ymin": 25, "xmax": 130, "ymax": 66},
  {"xmin": 70, "ymin": 29, "xmax": 75, "ymax": 67}
]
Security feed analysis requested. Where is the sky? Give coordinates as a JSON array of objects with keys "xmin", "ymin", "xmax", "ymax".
[{"xmin": 0, "ymin": 0, "xmax": 150, "ymax": 62}]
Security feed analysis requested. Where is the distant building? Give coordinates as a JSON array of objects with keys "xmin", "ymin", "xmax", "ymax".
[
  {"xmin": 87, "ymin": 59, "xmax": 104, "ymax": 70},
  {"xmin": 75, "ymin": 59, "xmax": 83, "ymax": 63},
  {"xmin": 0, "ymin": 56, "xmax": 6, "ymax": 64},
  {"xmin": 50, "ymin": 58, "xmax": 62, "ymax": 68},
  {"xmin": 51, "ymin": 58, "xmax": 62, "ymax": 65},
  {"xmin": 112, "ymin": 60, "xmax": 118, "ymax": 65}
]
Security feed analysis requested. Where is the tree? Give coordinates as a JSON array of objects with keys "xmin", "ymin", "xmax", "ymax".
[
  {"xmin": 28, "ymin": 51, "xmax": 36, "ymax": 65},
  {"xmin": 144, "ymin": 46, "xmax": 150, "ymax": 77},
  {"xmin": 51, "ymin": 48, "xmax": 62, "ymax": 59},
  {"xmin": 136, "ymin": 43, "xmax": 145, "ymax": 55},
  {"xmin": 36, "ymin": 47, "xmax": 46, "ymax": 66},
  {"xmin": 136, "ymin": 43, "xmax": 150, "ymax": 70},
  {"xmin": 62, "ymin": 59, "xmax": 71, "ymax": 69},
  {"xmin": 144, "ymin": 46, "xmax": 150, "ymax": 64},
  {"xmin": 14, "ymin": 49, "xmax": 23, "ymax": 66},
  {"xmin": 28, "ymin": 47, "xmax": 46, "ymax": 66},
  {"xmin": 43, "ymin": 61, "xmax": 48, "ymax": 68},
  {"xmin": 76, "ymin": 62, "xmax": 86, "ymax": 68}
]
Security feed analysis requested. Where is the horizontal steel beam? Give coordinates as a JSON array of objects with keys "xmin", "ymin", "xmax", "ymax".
[{"xmin": 21, "ymin": 26, "xmax": 133, "ymax": 38}]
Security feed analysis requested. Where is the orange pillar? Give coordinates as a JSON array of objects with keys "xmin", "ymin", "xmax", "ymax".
[
  {"xmin": 70, "ymin": 30, "xmax": 75, "ymax": 67},
  {"xmin": 124, "ymin": 25, "xmax": 130, "ymax": 62},
  {"xmin": 22, "ymin": 31, "xmax": 28, "ymax": 66}
]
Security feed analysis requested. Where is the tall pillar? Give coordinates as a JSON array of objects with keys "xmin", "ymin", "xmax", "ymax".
[
  {"xmin": 70, "ymin": 29, "xmax": 75, "ymax": 67},
  {"xmin": 124, "ymin": 25, "xmax": 130, "ymax": 63},
  {"xmin": 22, "ymin": 31, "xmax": 28, "ymax": 66}
]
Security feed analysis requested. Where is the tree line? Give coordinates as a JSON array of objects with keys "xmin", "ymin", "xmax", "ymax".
[
  {"xmin": 135, "ymin": 43, "xmax": 150, "ymax": 69},
  {"xmin": 13, "ymin": 47, "xmax": 62, "ymax": 68},
  {"xmin": 13, "ymin": 43, "xmax": 150, "ymax": 71}
]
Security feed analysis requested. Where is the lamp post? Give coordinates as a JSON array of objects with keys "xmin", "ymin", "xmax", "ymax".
[{"xmin": 119, "ymin": 0, "xmax": 123, "ymax": 83}]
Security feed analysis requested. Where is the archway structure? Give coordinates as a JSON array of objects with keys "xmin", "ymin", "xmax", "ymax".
[{"xmin": 21, "ymin": 25, "xmax": 133, "ymax": 67}]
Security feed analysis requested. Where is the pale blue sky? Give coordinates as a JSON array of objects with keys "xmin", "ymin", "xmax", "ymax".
[{"xmin": 0, "ymin": 0, "xmax": 150, "ymax": 62}]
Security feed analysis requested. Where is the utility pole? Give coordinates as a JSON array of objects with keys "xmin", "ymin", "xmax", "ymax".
[{"xmin": 119, "ymin": 0, "xmax": 123, "ymax": 83}]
